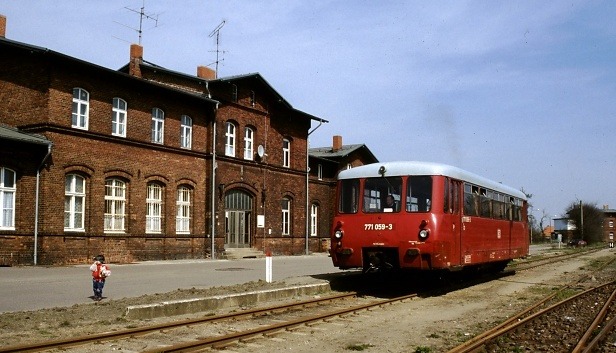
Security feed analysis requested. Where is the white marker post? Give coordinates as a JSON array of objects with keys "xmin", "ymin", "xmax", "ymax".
[{"xmin": 265, "ymin": 249, "xmax": 273, "ymax": 283}]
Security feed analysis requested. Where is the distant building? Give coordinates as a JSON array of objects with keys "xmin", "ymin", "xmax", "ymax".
[
  {"xmin": 308, "ymin": 135, "xmax": 379, "ymax": 251},
  {"xmin": 601, "ymin": 205, "xmax": 615, "ymax": 244},
  {"xmin": 553, "ymin": 217, "xmax": 576, "ymax": 242}
]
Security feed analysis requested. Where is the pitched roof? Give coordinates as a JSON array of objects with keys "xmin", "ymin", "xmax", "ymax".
[
  {"xmin": 119, "ymin": 59, "xmax": 328, "ymax": 123},
  {"xmin": 0, "ymin": 37, "xmax": 219, "ymax": 106},
  {"xmin": 0, "ymin": 124, "xmax": 51, "ymax": 146},
  {"xmin": 310, "ymin": 144, "xmax": 378, "ymax": 162}
]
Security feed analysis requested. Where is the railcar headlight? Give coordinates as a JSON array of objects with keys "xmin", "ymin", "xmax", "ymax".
[
  {"xmin": 418, "ymin": 229, "xmax": 429, "ymax": 240},
  {"xmin": 334, "ymin": 230, "xmax": 344, "ymax": 239}
]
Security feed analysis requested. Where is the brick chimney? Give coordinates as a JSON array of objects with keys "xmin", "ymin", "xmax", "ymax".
[
  {"xmin": 197, "ymin": 66, "xmax": 216, "ymax": 80},
  {"xmin": 333, "ymin": 135, "xmax": 342, "ymax": 152},
  {"xmin": 129, "ymin": 44, "xmax": 143, "ymax": 78},
  {"xmin": 0, "ymin": 14, "xmax": 6, "ymax": 38}
]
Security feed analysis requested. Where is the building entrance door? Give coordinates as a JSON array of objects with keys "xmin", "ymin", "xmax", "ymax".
[{"xmin": 224, "ymin": 190, "xmax": 253, "ymax": 248}]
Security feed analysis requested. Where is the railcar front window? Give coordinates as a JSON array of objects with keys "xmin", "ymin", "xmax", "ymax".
[
  {"xmin": 363, "ymin": 177, "xmax": 402, "ymax": 213},
  {"xmin": 338, "ymin": 179, "xmax": 359, "ymax": 214},
  {"xmin": 406, "ymin": 176, "xmax": 432, "ymax": 212}
]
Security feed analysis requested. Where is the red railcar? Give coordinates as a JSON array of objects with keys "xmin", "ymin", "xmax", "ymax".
[{"xmin": 330, "ymin": 161, "xmax": 529, "ymax": 273}]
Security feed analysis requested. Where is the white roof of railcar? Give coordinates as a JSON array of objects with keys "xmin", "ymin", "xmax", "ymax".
[{"xmin": 338, "ymin": 161, "xmax": 526, "ymax": 200}]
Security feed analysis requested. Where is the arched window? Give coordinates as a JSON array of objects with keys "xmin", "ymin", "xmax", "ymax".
[
  {"xmin": 151, "ymin": 108, "xmax": 165, "ymax": 144},
  {"xmin": 176, "ymin": 185, "xmax": 192, "ymax": 234},
  {"xmin": 104, "ymin": 178, "xmax": 126, "ymax": 232},
  {"xmin": 146, "ymin": 182, "xmax": 163, "ymax": 233},
  {"xmin": 0, "ymin": 167, "xmax": 16, "ymax": 229},
  {"xmin": 112, "ymin": 97, "xmax": 127, "ymax": 137},
  {"xmin": 180, "ymin": 115, "xmax": 192, "ymax": 149},
  {"xmin": 72, "ymin": 88, "xmax": 89, "ymax": 130},
  {"xmin": 64, "ymin": 174, "xmax": 85, "ymax": 231},
  {"xmin": 225, "ymin": 122, "xmax": 236, "ymax": 157}
]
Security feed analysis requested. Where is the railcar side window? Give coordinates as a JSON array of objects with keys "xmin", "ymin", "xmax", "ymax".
[
  {"xmin": 507, "ymin": 196, "xmax": 515, "ymax": 220},
  {"xmin": 406, "ymin": 176, "xmax": 432, "ymax": 212},
  {"xmin": 338, "ymin": 179, "xmax": 359, "ymax": 214},
  {"xmin": 464, "ymin": 184, "xmax": 479, "ymax": 216},
  {"xmin": 444, "ymin": 179, "xmax": 461, "ymax": 214},
  {"xmin": 480, "ymin": 188, "xmax": 492, "ymax": 217},
  {"xmin": 443, "ymin": 179, "xmax": 450, "ymax": 213},
  {"xmin": 363, "ymin": 177, "xmax": 402, "ymax": 213},
  {"xmin": 513, "ymin": 198, "xmax": 523, "ymax": 221},
  {"xmin": 493, "ymin": 193, "xmax": 505, "ymax": 219}
]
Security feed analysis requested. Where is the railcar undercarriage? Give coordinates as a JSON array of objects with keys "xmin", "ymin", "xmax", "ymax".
[{"xmin": 362, "ymin": 247, "xmax": 399, "ymax": 273}]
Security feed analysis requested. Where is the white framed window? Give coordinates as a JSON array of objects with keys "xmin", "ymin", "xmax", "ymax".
[
  {"xmin": 283, "ymin": 139, "xmax": 290, "ymax": 168},
  {"xmin": 64, "ymin": 174, "xmax": 85, "ymax": 231},
  {"xmin": 347, "ymin": 163, "xmax": 352, "ymax": 170},
  {"xmin": 282, "ymin": 197, "xmax": 291, "ymax": 235},
  {"xmin": 244, "ymin": 127, "xmax": 254, "ymax": 160},
  {"xmin": 310, "ymin": 203, "xmax": 319, "ymax": 236},
  {"xmin": 180, "ymin": 115, "xmax": 192, "ymax": 149},
  {"xmin": 146, "ymin": 182, "xmax": 163, "ymax": 233},
  {"xmin": 225, "ymin": 122, "xmax": 236, "ymax": 157},
  {"xmin": 317, "ymin": 164, "xmax": 323, "ymax": 180},
  {"xmin": 151, "ymin": 108, "xmax": 164, "ymax": 144},
  {"xmin": 112, "ymin": 97, "xmax": 127, "ymax": 137},
  {"xmin": 0, "ymin": 167, "xmax": 16, "ymax": 229},
  {"xmin": 72, "ymin": 88, "xmax": 89, "ymax": 130},
  {"xmin": 104, "ymin": 178, "xmax": 126, "ymax": 232},
  {"xmin": 176, "ymin": 185, "xmax": 192, "ymax": 234}
]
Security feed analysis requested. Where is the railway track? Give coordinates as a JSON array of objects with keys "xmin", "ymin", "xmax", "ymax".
[
  {"xmin": 2, "ymin": 247, "xmax": 611, "ymax": 353},
  {"xmin": 447, "ymin": 255, "xmax": 616, "ymax": 353},
  {"xmin": 0, "ymin": 291, "xmax": 419, "ymax": 353},
  {"xmin": 509, "ymin": 246, "xmax": 604, "ymax": 272},
  {"xmin": 0, "ymin": 292, "xmax": 360, "ymax": 353}
]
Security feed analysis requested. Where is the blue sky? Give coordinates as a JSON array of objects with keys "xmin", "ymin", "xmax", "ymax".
[{"xmin": 2, "ymin": 1, "xmax": 615, "ymax": 220}]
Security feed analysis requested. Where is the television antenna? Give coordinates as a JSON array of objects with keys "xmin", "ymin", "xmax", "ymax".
[
  {"xmin": 208, "ymin": 20, "xmax": 226, "ymax": 78},
  {"xmin": 115, "ymin": 1, "xmax": 160, "ymax": 45}
]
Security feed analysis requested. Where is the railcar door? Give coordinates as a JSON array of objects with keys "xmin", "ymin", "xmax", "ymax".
[{"xmin": 442, "ymin": 178, "xmax": 462, "ymax": 267}]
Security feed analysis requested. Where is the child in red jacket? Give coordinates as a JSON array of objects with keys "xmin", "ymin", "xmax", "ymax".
[{"xmin": 89, "ymin": 255, "xmax": 111, "ymax": 301}]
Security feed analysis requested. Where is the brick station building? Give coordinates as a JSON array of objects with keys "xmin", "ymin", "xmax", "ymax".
[
  {"xmin": 0, "ymin": 15, "xmax": 379, "ymax": 265},
  {"xmin": 0, "ymin": 13, "xmax": 344, "ymax": 265}
]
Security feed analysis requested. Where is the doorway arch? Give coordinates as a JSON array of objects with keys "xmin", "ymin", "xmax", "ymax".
[{"xmin": 224, "ymin": 189, "xmax": 253, "ymax": 248}]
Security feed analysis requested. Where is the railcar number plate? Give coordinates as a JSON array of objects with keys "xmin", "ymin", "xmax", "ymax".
[{"xmin": 364, "ymin": 223, "xmax": 394, "ymax": 231}]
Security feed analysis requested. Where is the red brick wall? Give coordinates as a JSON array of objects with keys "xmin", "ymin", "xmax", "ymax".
[{"xmin": 0, "ymin": 40, "xmax": 322, "ymax": 264}]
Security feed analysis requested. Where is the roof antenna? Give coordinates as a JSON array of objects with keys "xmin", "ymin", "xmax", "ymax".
[
  {"xmin": 115, "ymin": 0, "xmax": 160, "ymax": 45},
  {"xmin": 208, "ymin": 20, "xmax": 226, "ymax": 79}
]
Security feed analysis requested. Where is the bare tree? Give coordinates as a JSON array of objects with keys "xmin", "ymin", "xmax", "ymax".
[{"xmin": 522, "ymin": 188, "xmax": 544, "ymax": 242}]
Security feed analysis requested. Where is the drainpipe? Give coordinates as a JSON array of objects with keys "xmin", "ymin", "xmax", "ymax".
[
  {"xmin": 210, "ymin": 102, "xmax": 219, "ymax": 259},
  {"xmin": 34, "ymin": 143, "xmax": 52, "ymax": 265},
  {"xmin": 305, "ymin": 120, "xmax": 323, "ymax": 255}
]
